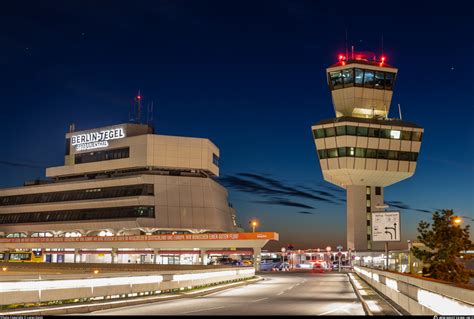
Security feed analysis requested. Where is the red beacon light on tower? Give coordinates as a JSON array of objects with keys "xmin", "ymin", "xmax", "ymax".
[
  {"xmin": 338, "ymin": 54, "xmax": 347, "ymax": 65},
  {"xmin": 379, "ymin": 55, "xmax": 386, "ymax": 66}
]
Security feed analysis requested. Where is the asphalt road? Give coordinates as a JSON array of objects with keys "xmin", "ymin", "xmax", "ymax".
[{"xmin": 91, "ymin": 271, "xmax": 366, "ymax": 316}]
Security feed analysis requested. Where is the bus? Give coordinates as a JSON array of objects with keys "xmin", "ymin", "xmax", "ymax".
[{"xmin": 0, "ymin": 250, "xmax": 44, "ymax": 262}]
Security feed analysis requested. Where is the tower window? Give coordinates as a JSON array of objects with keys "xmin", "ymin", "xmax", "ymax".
[
  {"xmin": 375, "ymin": 187, "xmax": 381, "ymax": 195},
  {"xmin": 357, "ymin": 126, "xmax": 368, "ymax": 136},
  {"xmin": 314, "ymin": 128, "xmax": 325, "ymax": 139},
  {"xmin": 412, "ymin": 131, "xmax": 423, "ymax": 141},
  {"xmin": 329, "ymin": 71, "xmax": 343, "ymax": 89},
  {"xmin": 342, "ymin": 69, "xmax": 354, "ymax": 87},
  {"xmin": 367, "ymin": 234, "xmax": 371, "ymax": 240},
  {"xmin": 374, "ymin": 71, "xmax": 385, "ymax": 89},
  {"xmin": 327, "ymin": 149, "xmax": 338, "ymax": 158},
  {"xmin": 346, "ymin": 126, "xmax": 357, "ymax": 136},
  {"xmin": 363, "ymin": 70, "xmax": 375, "ymax": 88},
  {"xmin": 355, "ymin": 68, "xmax": 364, "ymax": 86},
  {"xmin": 324, "ymin": 127, "xmax": 336, "ymax": 137},
  {"xmin": 336, "ymin": 126, "xmax": 346, "ymax": 136},
  {"xmin": 384, "ymin": 72, "xmax": 395, "ymax": 90}
]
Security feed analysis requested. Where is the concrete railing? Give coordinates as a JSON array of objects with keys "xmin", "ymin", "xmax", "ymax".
[
  {"xmin": 354, "ymin": 266, "xmax": 474, "ymax": 315},
  {"xmin": 0, "ymin": 267, "xmax": 255, "ymax": 306}
]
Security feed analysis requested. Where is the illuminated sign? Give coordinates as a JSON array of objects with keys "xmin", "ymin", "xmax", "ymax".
[
  {"xmin": 372, "ymin": 212, "xmax": 401, "ymax": 242},
  {"xmin": 71, "ymin": 127, "xmax": 125, "ymax": 151}
]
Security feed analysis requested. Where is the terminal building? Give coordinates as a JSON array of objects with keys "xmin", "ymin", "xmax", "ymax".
[
  {"xmin": 312, "ymin": 52, "xmax": 424, "ymax": 251},
  {"xmin": 0, "ymin": 123, "xmax": 280, "ymax": 265}
]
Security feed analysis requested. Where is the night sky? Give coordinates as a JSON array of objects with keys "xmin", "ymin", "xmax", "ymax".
[{"xmin": 1, "ymin": 1, "xmax": 472, "ymax": 250}]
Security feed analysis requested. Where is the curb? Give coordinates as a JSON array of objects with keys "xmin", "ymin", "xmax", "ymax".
[
  {"xmin": 347, "ymin": 272, "xmax": 373, "ymax": 316},
  {"xmin": 0, "ymin": 276, "xmax": 263, "ymax": 316}
]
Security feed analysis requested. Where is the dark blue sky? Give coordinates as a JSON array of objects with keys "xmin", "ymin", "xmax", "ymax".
[{"xmin": 1, "ymin": 1, "xmax": 472, "ymax": 249}]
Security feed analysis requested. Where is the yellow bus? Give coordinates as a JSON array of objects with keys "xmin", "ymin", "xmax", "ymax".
[{"xmin": 0, "ymin": 250, "xmax": 44, "ymax": 262}]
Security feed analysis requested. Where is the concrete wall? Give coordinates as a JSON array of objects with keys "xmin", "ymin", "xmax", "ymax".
[
  {"xmin": 354, "ymin": 266, "xmax": 474, "ymax": 315},
  {"xmin": 0, "ymin": 267, "xmax": 255, "ymax": 306}
]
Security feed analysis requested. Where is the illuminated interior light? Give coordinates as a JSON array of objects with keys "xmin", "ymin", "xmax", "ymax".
[{"xmin": 385, "ymin": 278, "xmax": 399, "ymax": 291}]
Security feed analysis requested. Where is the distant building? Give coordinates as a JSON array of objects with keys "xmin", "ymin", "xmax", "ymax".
[{"xmin": 312, "ymin": 52, "xmax": 424, "ymax": 251}]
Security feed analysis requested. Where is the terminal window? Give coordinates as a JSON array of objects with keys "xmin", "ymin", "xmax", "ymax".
[
  {"xmin": 0, "ymin": 206, "xmax": 155, "ymax": 225},
  {"xmin": 75, "ymin": 147, "xmax": 130, "ymax": 164}
]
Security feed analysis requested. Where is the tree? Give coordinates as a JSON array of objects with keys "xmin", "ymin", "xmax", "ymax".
[{"xmin": 411, "ymin": 209, "xmax": 471, "ymax": 283}]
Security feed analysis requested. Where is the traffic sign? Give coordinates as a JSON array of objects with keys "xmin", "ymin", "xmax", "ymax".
[
  {"xmin": 336, "ymin": 245, "xmax": 343, "ymax": 251},
  {"xmin": 337, "ymin": 252, "xmax": 342, "ymax": 257},
  {"xmin": 372, "ymin": 211, "xmax": 401, "ymax": 242}
]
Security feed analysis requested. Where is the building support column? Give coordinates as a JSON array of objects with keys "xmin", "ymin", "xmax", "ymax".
[
  {"xmin": 74, "ymin": 248, "xmax": 80, "ymax": 263},
  {"xmin": 200, "ymin": 250, "xmax": 208, "ymax": 265},
  {"xmin": 253, "ymin": 247, "xmax": 261, "ymax": 271},
  {"xmin": 153, "ymin": 249, "xmax": 159, "ymax": 264},
  {"xmin": 111, "ymin": 248, "xmax": 118, "ymax": 264}
]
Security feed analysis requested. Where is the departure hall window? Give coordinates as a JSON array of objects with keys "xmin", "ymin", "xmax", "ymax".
[
  {"xmin": 374, "ymin": 71, "xmax": 385, "ymax": 89},
  {"xmin": 363, "ymin": 70, "xmax": 375, "ymax": 88},
  {"xmin": 342, "ymin": 69, "xmax": 354, "ymax": 87},
  {"xmin": 330, "ymin": 71, "xmax": 343, "ymax": 89},
  {"xmin": 355, "ymin": 68, "xmax": 364, "ymax": 86}
]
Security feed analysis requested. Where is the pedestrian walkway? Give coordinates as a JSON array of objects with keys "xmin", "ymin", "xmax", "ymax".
[{"xmin": 348, "ymin": 272, "xmax": 403, "ymax": 316}]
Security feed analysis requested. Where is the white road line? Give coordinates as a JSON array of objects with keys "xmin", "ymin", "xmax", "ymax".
[
  {"xmin": 317, "ymin": 301, "xmax": 357, "ymax": 316},
  {"xmin": 252, "ymin": 297, "xmax": 269, "ymax": 303},
  {"xmin": 181, "ymin": 306, "xmax": 226, "ymax": 314},
  {"xmin": 276, "ymin": 291, "xmax": 284, "ymax": 296}
]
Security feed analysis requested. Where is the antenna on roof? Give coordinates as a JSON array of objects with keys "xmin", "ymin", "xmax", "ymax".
[
  {"xmin": 345, "ymin": 29, "xmax": 349, "ymax": 59},
  {"xmin": 136, "ymin": 90, "xmax": 142, "ymax": 124},
  {"xmin": 351, "ymin": 45, "xmax": 354, "ymax": 60},
  {"xmin": 69, "ymin": 123, "xmax": 75, "ymax": 133},
  {"xmin": 381, "ymin": 34, "xmax": 384, "ymax": 60},
  {"xmin": 398, "ymin": 103, "xmax": 403, "ymax": 120}
]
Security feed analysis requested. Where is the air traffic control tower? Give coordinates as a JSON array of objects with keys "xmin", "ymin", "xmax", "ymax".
[{"xmin": 312, "ymin": 52, "xmax": 423, "ymax": 251}]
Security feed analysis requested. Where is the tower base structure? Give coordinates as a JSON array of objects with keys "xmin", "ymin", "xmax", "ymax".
[{"xmin": 347, "ymin": 185, "xmax": 385, "ymax": 251}]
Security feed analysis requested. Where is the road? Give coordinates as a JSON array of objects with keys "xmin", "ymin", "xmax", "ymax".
[{"xmin": 91, "ymin": 271, "xmax": 366, "ymax": 316}]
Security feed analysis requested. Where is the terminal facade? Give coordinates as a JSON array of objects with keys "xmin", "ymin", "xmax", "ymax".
[
  {"xmin": 312, "ymin": 52, "xmax": 424, "ymax": 251},
  {"xmin": 0, "ymin": 123, "xmax": 250, "ymax": 264}
]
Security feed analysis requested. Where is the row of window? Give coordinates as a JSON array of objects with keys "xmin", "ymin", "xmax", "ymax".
[
  {"xmin": 318, "ymin": 147, "xmax": 418, "ymax": 161},
  {"xmin": 0, "ymin": 206, "xmax": 155, "ymax": 225},
  {"xmin": 313, "ymin": 126, "xmax": 422, "ymax": 141},
  {"xmin": 329, "ymin": 68, "xmax": 396, "ymax": 91},
  {"xmin": 75, "ymin": 147, "xmax": 130, "ymax": 164},
  {"xmin": 0, "ymin": 184, "xmax": 154, "ymax": 206}
]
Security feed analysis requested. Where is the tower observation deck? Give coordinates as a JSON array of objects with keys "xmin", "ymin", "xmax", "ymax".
[{"xmin": 312, "ymin": 52, "xmax": 424, "ymax": 251}]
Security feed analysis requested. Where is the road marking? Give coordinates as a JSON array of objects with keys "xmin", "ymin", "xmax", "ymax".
[
  {"xmin": 317, "ymin": 301, "xmax": 357, "ymax": 316},
  {"xmin": 252, "ymin": 297, "xmax": 269, "ymax": 303},
  {"xmin": 181, "ymin": 306, "xmax": 226, "ymax": 314},
  {"xmin": 277, "ymin": 291, "xmax": 284, "ymax": 296}
]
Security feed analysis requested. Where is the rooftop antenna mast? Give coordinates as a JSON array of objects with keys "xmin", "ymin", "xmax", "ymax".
[
  {"xmin": 345, "ymin": 29, "xmax": 349, "ymax": 58},
  {"xmin": 381, "ymin": 34, "xmax": 384, "ymax": 60},
  {"xmin": 136, "ymin": 90, "xmax": 142, "ymax": 124}
]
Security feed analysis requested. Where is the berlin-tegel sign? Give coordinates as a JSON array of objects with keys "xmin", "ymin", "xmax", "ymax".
[{"xmin": 372, "ymin": 212, "xmax": 401, "ymax": 242}]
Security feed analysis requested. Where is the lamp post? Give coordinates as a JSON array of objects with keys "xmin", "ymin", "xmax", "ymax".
[
  {"xmin": 251, "ymin": 220, "xmax": 258, "ymax": 232},
  {"xmin": 453, "ymin": 216, "xmax": 462, "ymax": 225},
  {"xmin": 281, "ymin": 247, "xmax": 286, "ymax": 264}
]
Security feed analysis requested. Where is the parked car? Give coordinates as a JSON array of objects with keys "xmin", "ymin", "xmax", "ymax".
[{"xmin": 259, "ymin": 259, "xmax": 282, "ymax": 271}]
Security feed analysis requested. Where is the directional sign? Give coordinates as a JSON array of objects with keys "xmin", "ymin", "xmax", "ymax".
[{"xmin": 372, "ymin": 212, "xmax": 401, "ymax": 242}]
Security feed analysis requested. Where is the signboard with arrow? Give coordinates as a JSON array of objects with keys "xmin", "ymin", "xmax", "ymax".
[{"xmin": 372, "ymin": 212, "xmax": 401, "ymax": 242}]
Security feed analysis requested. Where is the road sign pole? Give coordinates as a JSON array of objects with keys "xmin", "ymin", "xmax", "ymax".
[{"xmin": 385, "ymin": 242, "xmax": 389, "ymax": 270}]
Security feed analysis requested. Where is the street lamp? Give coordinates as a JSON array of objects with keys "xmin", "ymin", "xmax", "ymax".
[
  {"xmin": 281, "ymin": 247, "xmax": 286, "ymax": 264},
  {"xmin": 453, "ymin": 217, "xmax": 462, "ymax": 225},
  {"xmin": 251, "ymin": 220, "xmax": 258, "ymax": 232}
]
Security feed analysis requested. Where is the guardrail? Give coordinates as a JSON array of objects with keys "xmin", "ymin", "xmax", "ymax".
[
  {"xmin": 354, "ymin": 266, "xmax": 474, "ymax": 315},
  {"xmin": 0, "ymin": 267, "xmax": 255, "ymax": 306}
]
